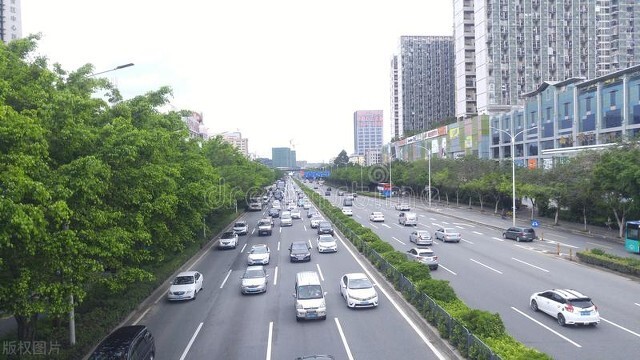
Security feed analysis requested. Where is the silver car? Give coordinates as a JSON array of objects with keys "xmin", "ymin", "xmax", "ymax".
[
  {"xmin": 240, "ymin": 266, "xmax": 268, "ymax": 294},
  {"xmin": 316, "ymin": 234, "xmax": 338, "ymax": 253},
  {"xmin": 409, "ymin": 230, "xmax": 433, "ymax": 246},
  {"xmin": 247, "ymin": 244, "xmax": 270, "ymax": 265},
  {"xmin": 434, "ymin": 226, "xmax": 461, "ymax": 243},
  {"xmin": 406, "ymin": 248, "xmax": 439, "ymax": 270}
]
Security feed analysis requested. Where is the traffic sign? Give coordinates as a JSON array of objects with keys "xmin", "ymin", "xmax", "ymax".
[{"xmin": 531, "ymin": 219, "xmax": 539, "ymax": 228}]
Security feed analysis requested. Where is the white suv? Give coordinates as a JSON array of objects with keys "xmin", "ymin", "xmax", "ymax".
[{"xmin": 530, "ymin": 289, "xmax": 600, "ymax": 326}]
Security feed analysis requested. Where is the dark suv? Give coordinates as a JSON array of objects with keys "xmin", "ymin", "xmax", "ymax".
[
  {"xmin": 289, "ymin": 241, "xmax": 312, "ymax": 262},
  {"xmin": 502, "ymin": 227, "xmax": 536, "ymax": 242},
  {"xmin": 317, "ymin": 221, "xmax": 334, "ymax": 235},
  {"xmin": 89, "ymin": 325, "xmax": 155, "ymax": 360}
]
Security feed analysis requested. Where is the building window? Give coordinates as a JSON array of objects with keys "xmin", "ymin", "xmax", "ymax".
[
  {"xmin": 563, "ymin": 102, "xmax": 569, "ymax": 116},
  {"xmin": 585, "ymin": 97, "xmax": 592, "ymax": 112},
  {"xmin": 610, "ymin": 90, "xmax": 617, "ymax": 107}
]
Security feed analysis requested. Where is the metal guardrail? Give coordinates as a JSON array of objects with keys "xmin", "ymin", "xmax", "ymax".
[{"xmin": 331, "ymin": 213, "xmax": 501, "ymax": 360}]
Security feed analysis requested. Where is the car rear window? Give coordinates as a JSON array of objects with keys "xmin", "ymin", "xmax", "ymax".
[{"xmin": 569, "ymin": 298, "xmax": 594, "ymax": 308}]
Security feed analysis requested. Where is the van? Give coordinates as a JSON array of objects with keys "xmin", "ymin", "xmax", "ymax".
[
  {"xmin": 399, "ymin": 212, "xmax": 418, "ymax": 226},
  {"xmin": 293, "ymin": 271, "xmax": 327, "ymax": 321}
]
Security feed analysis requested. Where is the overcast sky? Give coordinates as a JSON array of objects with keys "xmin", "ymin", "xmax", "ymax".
[{"xmin": 22, "ymin": 0, "xmax": 453, "ymax": 163}]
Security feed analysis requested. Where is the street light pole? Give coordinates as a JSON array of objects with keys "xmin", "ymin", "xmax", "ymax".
[
  {"xmin": 412, "ymin": 144, "xmax": 432, "ymax": 208},
  {"xmin": 87, "ymin": 63, "xmax": 134, "ymax": 77},
  {"xmin": 490, "ymin": 126, "xmax": 538, "ymax": 227}
]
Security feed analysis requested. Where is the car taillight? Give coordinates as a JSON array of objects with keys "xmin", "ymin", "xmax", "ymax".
[{"xmin": 565, "ymin": 304, "xmax": 575, "ymax": 312}]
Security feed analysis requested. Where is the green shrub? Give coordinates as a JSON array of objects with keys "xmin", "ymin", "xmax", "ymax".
[
  {"xmin": 369, "ymin": 240, "xmax": 394, "ymax": 253},
  {"xmin": 381, "ymin": 250, "xmax": 409, "ymax": 267},
  {"xmin": 360, "ymin": 231, "xmax": 380, "ymax": 243},
  {"xmin": 484, "ymin": 336, "xmax": 553, "ymax": 360},
  {"xmin": 396, "ymin": 261, "xmax": 431, "ymax": 282},
  {"xmin": 459, "ymin": 309, "xmax": 506, "ymax": 338},
  {"xmin": 416, "ymin": 279, "xmax": 457, "ymax": 303}
]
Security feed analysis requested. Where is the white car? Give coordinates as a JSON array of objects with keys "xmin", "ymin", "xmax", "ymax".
[
  {"xmin": 310, "ymin": 215, "xmax": 324, "ymax": 228},
  {"xmin": 232, "ymin": 220, "xmax": 248, "ymax": 235},
  {"xmin": 341, "ymin": 207, "xmax": 353, "ymax": 216},
  {"xmin": 339, "ymin": 273, "xmax": 378, "ymax": 308},
  {"xmin": 369, "ymin": 212, "xmax": 385, "ymax": 222},
  {"xmin": 434, "ymin": 226, "xmax": 461, "ymax": 243},
  {"xmin": 247, "ymin": 244, "xmax": 271, "ymax": 265},
  {"xmin": 394, "ymin": 203, "xmax": 410, "ymax": 211},
  {"xmin": 167, "ymin": 271, "xmax": 203, "ymax": 301},
  {"xmin": 280, "ymin": 211, "xmax": 293, "ymax": 226},
  {"xmin": 290, "ymin": 209, "xmax": 302, "ymax": 219},
  {"xmin": 530, "ymin": 289, "xmax": 600, "ymax": 326},
  {"xmin": 316, "ymin": 234, "xmax": 338, "ymax": 253},
  {"xmin": 218, "ymin": 231, "xmax": 239, "ymax": 249}
]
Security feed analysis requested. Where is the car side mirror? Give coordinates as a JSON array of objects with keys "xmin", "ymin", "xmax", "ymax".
[
  {"xmin": 324, "ymin": 292, "xmax": 328, "ymax": 296},
  {"xmin": 292, "ymin": 293, "xmax": 297, "ymax": 298}
]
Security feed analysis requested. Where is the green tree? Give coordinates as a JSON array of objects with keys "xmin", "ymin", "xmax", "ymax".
[{"xmin": 333, "ymin": 150, "xmax": 350, "ymax": 166}]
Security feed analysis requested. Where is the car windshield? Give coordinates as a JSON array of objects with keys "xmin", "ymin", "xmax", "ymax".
[
  {"xmin": 292, "ymin": 243, "xmax": 308, "ymax": 251},
  {"xmin": 234, "ymin": 222, "xmax": 246, "ymax": 227},
  {"xmin": 251, "ymin": 246, "xmax": 268, "ymax": 254},
  {"xmin": 417, "ymin": 250, "xmax": 434, "ymax": 256},
  {"xmin": 349, "ymin": 278, "xmax": 372, "ymax": 289},
  {"xmin": 319, "ymin": 222, "xmax": 331, "ymax": 228},
  {"xmin": 173, "ymin": 276, "xmax": 194, "ymax": 285},
  {"xmin": 417, "ymin": 231, "xmax": 429, "ymax": 236},
  {"xmin": 244, "ymin": 269, "xmax": 265, "ymax": 278},
  {"xmin": 569, "ymin": 298, "xmax": 594, "ymax": 308},
  {"xmin": 318, "ymin": 236, "xmax": 334, "ymax": 243},
  {"xmin": 298, "ymin": 285, "xmax": 323, "ymax": 299},
  {"xmin": 222, "ymin": 232, "xmax": 235, "ymax": 238}
]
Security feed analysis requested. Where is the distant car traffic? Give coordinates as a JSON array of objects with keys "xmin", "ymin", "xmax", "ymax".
[
  {"xmin": 530, "ymin": 289, "xmax": 600, "ymax": 326},
  {"xmin": 233, "ymin": 220, "xmax": 248, "ymax": 235},
  {"xmin": 316, "ymin": 234, "xmax": 338, "ymax": 253},
  {"xmin": 394, "ymin": 203, "xmax": 410, "ymax": 211},
  {"xmin": 406, "ymin": 248, "xmax": 438, "ymax": 270},
  {"xmin": 503, "ymin": 227, "xmax": 537, "ymax": 242},
  {"xmin": 339, "ymin": 273, "xmax": 378, "ymax": 308},
  {"xmin": 409, "ymin": 230, "xmax": 433, "ymax": 246},
  {"xmin": 218, "ymin": 231, "xmax": 239, "ymax": 249},
  {"xmin": 434, "ymin": 226, "xmax": 461, "ymax": 243},
  {"xmin": 167, "ymin": 271, "xmax": 203, "ymax": 301},
  {"xmin": 369, "ymin": 212, "xmax": 385, "ymax": 222},
  {"xmin": 247, "ymin": 244, "xmax": 270, "ymax": 265},
  {"xmin": 240, "ymin": 265, "xmax": 268, "ymax": 294}
]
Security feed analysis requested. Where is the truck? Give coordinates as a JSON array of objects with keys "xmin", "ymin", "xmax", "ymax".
[{"xmin": 247, "ymin": 197, "xmax": 263, "ymax": 211}]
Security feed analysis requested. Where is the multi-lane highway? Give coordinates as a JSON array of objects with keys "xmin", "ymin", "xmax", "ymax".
[
  {"xmin": 129, "ymin": 180, "xmax": 452, "ymax": 360},
  {"xmin": 314, "ymin": 182, "xmax": 640, "ymax": 360}
]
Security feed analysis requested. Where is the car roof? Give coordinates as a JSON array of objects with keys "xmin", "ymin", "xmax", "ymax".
[
  {"xmin": 412, "ymin": 248, "xmax": 434, "ymax": 254},
  {"xmin": 372, "ymin": 211, "xmax": 383, "ymax": 215},
  {"xmin": 176, "ymin": 271, "xmax": 198, "ymax": 277},
  {"xmin": 92, "ymin": 325, "xmax": 148, "ymax": 356},
  {"xmin": 246, "ymin": 265, "xmax": 265, "ymax": 271},
  {"xmin": 344, "ymin": 272, "xmax": 368, "ymax": 280},
  {"xmin": 251, "ymin": 244, "xmax": 268, "ymax": 249},
  {"xmin": 550, "ymin": 289, "xmax": 590, "ymax": 300}
]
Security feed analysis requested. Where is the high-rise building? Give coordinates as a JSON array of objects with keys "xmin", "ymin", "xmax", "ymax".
[
  {"xmin": 353, "ymin": 110, "xmax": 383, "ymax": 156},
  {"xmin": 1, "ymin": 0, "xmax": 22, "ymax": 44},
  {"xmin": 390, "ymin": 55, "xmax": 401, "ymax": 139},
  {"xmin": 455, "ymin": 0, "xmax": 640, "ymax": 119},
  {"xmin": 181, "ymin": 112, "xmax": 208, "ymax": 139},
  {"xmin": 271, "ymin": 147, "xmax": 296, "ymax": 168},
  {"xmin": 220, "ymin": 131, "xmax": 249, "ymax": 157},
  {"xmin": 392, "ymin": 36, "xmax": 455, "ymax": 137}
]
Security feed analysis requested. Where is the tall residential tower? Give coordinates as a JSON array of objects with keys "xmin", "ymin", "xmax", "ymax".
[
  {"xmin": 392, "ymin": 36, "xmax": 455, "ymax": 137},
  {"xmin": 353, "ymin": 110, "xmax": 383, "ymax": 156},
  {"xmin": 455, "ymin": 0, "xmax": 640, "ymax": 119}
]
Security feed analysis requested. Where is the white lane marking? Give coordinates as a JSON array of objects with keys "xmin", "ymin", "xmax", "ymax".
[
  {"xmin": 601, "ymin": 317, "xmax": 640, "ymax": 338},
  {"xmin": 394, "ymin": 223, "xmax": 403, "ymax": 228},
  {"xmin": 277, "ymin": 241, "xmax": 280, "ymax": 251},
  {"xmin": 266, "ymin": 322, "xmax": 274, "ymax": 360},
  {"xmin": 273, "ymin": 266, "xmax": 278, "ymax": 286},
  {"xmin": 381, "ymin": 224, "xmax": 392, "ymax": 228},
  {"xmin": 191, "ymin": 247, "xmax": 210, "ymax": 268},
  {"xmin": 370, "ymin": 223, "xmax": 379, "ymax": 229},
  {"xmin": 220, "ymin": 270, "xmax": 232, "ymax": 288},
  {"xmin": 304, "ymin": 225, "xmax": 307, "ymax": 231},
  {"xmin": 392, "ymin": 236, "xmax": 406, "ymax": 245},
  {"xmin": 132, "ymin": 308, "xmax": 151, "ymax": 325},
  {"xmin": 635, "ymin": 303, "xmax": 640, "ymax": 308},
  {"xmin": 472, "ymin": 231, "xmax": 483, "ymax": 235},
  {"xmin": 334, "ymin": 233, "xmax": 447, "ymax": 360},
  {"xmin": 419, "ymin": 214, "xmax": 426, "ymax": 217},
  {"xmin": 587, "ymin": 242, "xmax": 612, "ymax": 249},
  {"xmin": 461, "ymin": 239, "xmax": 474, "ymax": 244},
  {"xmin": 455, "ymin": 225, "xmax": 464, "ymax": 229},
  {"xmin": 308, "ymin": 239, "xmax": 313, "ymax": 248},
  {"xmin": 453, "ymin": 222, "xmax": 474, "ymax": 227},
  {"xmin": 334, "ymin": 318, "xmax": 355, "ymax": 360},
  {"xmin": 491, "ymin": 237, "xmax": 505, "ymax": 242},
  {"xmin": 251, "ymin": 228, "xmax": 256, "ymax": 235},
  {"xmin": 511, "ymin": 307, "xmax": 581, "ymax": 348},
  {"xmin": 279, "ymin": 227, "xmax": 282, "ymax": 233},
  {"xmin": 512, "ymin": 257, "xmax": 549, "ymax": 272},
  {"xmin": 179, "ymin": 322, "xmax": 204, "ymax": 360},
  {"xmin": 439, "ymin": 265, "xmax": 457, "ymax": 275},
  {"xmin": 240, "ymin": 243, "xmax": 247, "ymax": 253},
  {"xmin": 355, "ymin": 214, "xmax": 362, "ymax": 219},
  {"xmin": 316, "ymin": 264, "xmax": 325, "ymax": 282},
  {"xmin": 545, "ymin": 240, "xmax": 579, "ymax": 249},
  {"xmin": 470, "ymin": 258, "xmax": 503, "ymax": 274}
]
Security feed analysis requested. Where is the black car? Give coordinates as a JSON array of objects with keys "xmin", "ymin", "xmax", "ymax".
[
  {"xmin": 503, "ymin": 227, "xmax": 537, "ymax": 242},
  {"xmin": 268, "ymin": 208, "xmax": 280, "ymax": 218},
  {"xmin": 317, "ymin": 221, "xmax": 334, "ymax": 235},
  {"xmin": 324, "ymin": 191, "xmax": 331, "ymax": 196},
  {"xmin": 89, "ymin": 325, "xmax": 155, "ymax": 360},
  {"xmin": 289, "ymin": 241, "xmax": 312, "ymax": 262}
]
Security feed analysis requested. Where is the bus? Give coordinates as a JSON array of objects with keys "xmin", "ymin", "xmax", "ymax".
[
  {"xmin": 625, "ymin": 220, "xmax": 640, "ymax": 254},
  {"xmin": 376, "ymin": 182, "xmax": 392, "ymax": 198}
]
